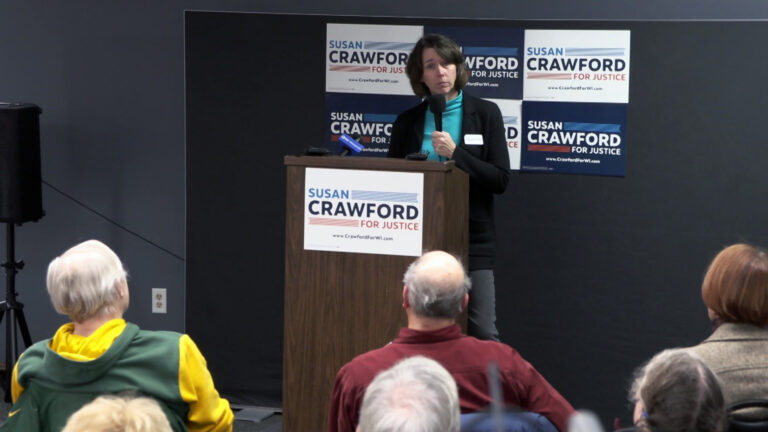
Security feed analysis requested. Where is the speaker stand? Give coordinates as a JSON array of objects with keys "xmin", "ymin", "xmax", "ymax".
[{"xmin": 0, "ymin": 223, "xmax": 32, "ymax": 403}]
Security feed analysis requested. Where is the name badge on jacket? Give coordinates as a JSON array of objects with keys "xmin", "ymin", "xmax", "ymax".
[{"xmin": 464, "ymin": 134, "xmax": 484, "ymax": 145}]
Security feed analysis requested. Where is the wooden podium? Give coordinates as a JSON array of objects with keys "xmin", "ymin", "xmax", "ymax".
[{"xmin": 283, "ymin": 155, "xmax": 468, "ymax": 431}]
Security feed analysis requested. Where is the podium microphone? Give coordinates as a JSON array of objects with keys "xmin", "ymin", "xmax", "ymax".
[
  {"xmin": 339, "ymin": 133, "xmax": 364, "ymax": 156},
  {"xmin": 427, "ymin": 94, "xmax": 446, "ymax": 131}
]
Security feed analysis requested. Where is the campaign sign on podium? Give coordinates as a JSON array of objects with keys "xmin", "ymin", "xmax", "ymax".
[{"xmin": 304, "ymin": 168, "xmax": 424, "ymax": 257}]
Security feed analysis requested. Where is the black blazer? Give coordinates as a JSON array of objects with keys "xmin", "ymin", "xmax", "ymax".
[{"xmin": 388, "ymin": 93, "xmax": 510, "ymax": 269}]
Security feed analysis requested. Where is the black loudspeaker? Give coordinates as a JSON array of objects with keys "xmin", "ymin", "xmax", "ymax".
[{"xmin": 0, "ymin": 102, "xmax": 43, "ymax": 223}]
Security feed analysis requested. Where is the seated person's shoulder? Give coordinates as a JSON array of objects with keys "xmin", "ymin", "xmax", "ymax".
[{"xmin": 461, "ymin": 336, "xmax": 528, "ymax": 366}]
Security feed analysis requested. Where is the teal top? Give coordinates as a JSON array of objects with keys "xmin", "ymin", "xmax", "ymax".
[{"xmin": 422, "ymin": 91, "xmax": 464, "ymax": 161}]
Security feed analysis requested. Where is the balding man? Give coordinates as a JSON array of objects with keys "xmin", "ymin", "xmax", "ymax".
[{"xmin": 328, "ymin": 251, "xmax": 574, "ymax": 432}]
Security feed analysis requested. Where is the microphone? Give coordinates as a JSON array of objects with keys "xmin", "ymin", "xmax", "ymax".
[
  {"xmin": 339, "ymin": 133, "xmax": 364, "ymax": 156},
  {"xmin": 427, "ymin": 94, "xmax": 446, "ymax": 131},
  {"xmin": 486, "ymin": 362, "xmax": 504, "ymax": 432},
  {"xmin": 304, "ymin": 146, "xmax": 331, "ymax": 156},
  {"xmin": 405, "ymin": 152, "xmax": 428, "ymax": 161}
]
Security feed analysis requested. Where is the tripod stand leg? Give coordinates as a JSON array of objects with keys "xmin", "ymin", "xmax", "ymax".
[
  {"xmin": 14, "ymin": 307, "xmax": 31, "ymax": 348},
  {"xmin": 1, "ymin": 223, "xmax": 32, "ymax": 403},
  {"xmin": 4, "ymin": 308, "xmax": 12, "ymax": 403},
  {"xmin": 1, "ymin": 308, "xmax": 29, "ymax": 404}
]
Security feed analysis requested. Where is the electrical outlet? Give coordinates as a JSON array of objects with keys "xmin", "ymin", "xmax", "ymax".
[{"xmin": 152, "ymin": 288, "xmax": 167, "ymax": 314}]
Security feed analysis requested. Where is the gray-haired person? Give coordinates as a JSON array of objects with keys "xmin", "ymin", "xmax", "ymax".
[
  {"xmin": 358, "ymin": 356, "xmax": 460, "ymax": 432},
  {"xmin": 328, "ymin": 250, "xmax": 574, "ymax": 432},
  {"xmin": 0, "ymin": 239, "xmax": 233, "ymax": 432},
  {"xmin": 629, "ymin": 348, "xmax": 725, "ymax": 432}
]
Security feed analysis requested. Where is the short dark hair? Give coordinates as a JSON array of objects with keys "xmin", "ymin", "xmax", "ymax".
[{"xmin": 406, "ymin": 34, "xmax": 469, "ymax": 98}]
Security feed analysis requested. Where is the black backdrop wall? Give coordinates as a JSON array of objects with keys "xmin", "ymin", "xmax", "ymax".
[
  {"xmin": 186, "ymin": 12, "xmax": 768, "ymax": 426},
  {"xmin": 2, "ymin": 1, "xmax": 768, "ymax": 430}
]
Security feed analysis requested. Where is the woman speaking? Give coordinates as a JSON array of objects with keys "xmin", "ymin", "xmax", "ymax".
[{"xmin": 388, "ymin": 34, "xmax": 510, "ymax": 340}]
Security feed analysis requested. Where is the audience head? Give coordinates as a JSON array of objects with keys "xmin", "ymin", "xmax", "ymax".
[
  {"xmin": 629, "ymin": 349, "xmax": 725, "ymax": 432},
  {"xmin": 701, "ymin": 243, "xmax": 768, "ymax": 326},
  {"xmin": 406, "ymin": 33, "xmax": 469, "ymax": 98},
  {"xmin": 358, "ymin": 355, "xmax": 460, "ymax": 432},
  {"xmin": 403, "ymin": 251, "xmax": 471, "ymax": 319},
  {"xmin": 62, "ymin": 395, "xmax": 172, "ymax": 432},
  {"xmin": 567, "ymin": 410, "xmax": 605, "ymax": 432},
  {"xmin": 47, "ymin": 239, "xmax": 129, "ymax": 322}
]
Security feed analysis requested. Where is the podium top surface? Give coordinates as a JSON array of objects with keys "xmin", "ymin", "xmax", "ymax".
[{"xmin": 284, "ymin": 155, "xmax": 462, "ymax": 173}]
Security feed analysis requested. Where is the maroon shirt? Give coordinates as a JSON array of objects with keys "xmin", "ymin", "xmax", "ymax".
[{"xmin": 327, "ymin": 324, "xmax": 574, "ymax": 432}]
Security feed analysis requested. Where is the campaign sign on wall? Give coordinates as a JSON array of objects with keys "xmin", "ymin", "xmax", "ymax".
[
  {"xmin": 521, "ymin": 101, "xmax": 627, "ymax": 176},
  {"xmin": 427, "ymin": 26, "xmax": 524, "ymax": 100},
  {"xmin": 325, "ymin": 93, "xmax": 418, "ymax": 156},
  {"xmin": 304, "ymin": 168, "xmax": 424, "ymax": 256},
  {"xmin": 523, "ymin": 30, "xmax": 630, "ymax": 103},
  {"xmin": 488, "ymin": 98, "xmax": 523, "ymax": 170},
  {"xmin": 326, "ymin": 23, "xmax": 422, "ymax": 96}
]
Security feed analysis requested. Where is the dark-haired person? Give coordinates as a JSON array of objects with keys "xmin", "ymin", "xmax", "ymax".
[
  {"xmin": 388, "ymin": 33, "xmax": 510, "ymax": 341},
  {"xmin": 629, "ymin": 349, "xmax": 725, "ymax": 432},
  {"xmin": 687, "ymin": 243, "xmax": 768, "ymax": 415}
]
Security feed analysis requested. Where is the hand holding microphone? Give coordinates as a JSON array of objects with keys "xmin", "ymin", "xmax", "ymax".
[
  {"xmin": 431, "ymin": 131, "xmax": 456, "ymax": 158},
  {"xmin": 427, "ymin": 94, "xmax": 445, "ymax": 132},
  {"xmin": 427, "ymin": 94, "xmax": 454, "ymax": 158}
]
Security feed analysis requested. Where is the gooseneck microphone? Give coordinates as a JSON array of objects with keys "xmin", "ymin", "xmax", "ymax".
[
  {"xmin": 427, "ymin": 94, "xmax": 446, "ymax": 132},
  {"xmin": 339, "ymin": 133, "xmax": 364, "ymax": 156}
]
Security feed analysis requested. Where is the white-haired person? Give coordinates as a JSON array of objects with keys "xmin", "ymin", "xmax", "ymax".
[
  {"xmin": 0, "ymin": 239, "xmax": 233, "ymax": 432},
  {"xmin": 62, "ymin": 395, "xmax": 173, "ymax": 432},
  {"xmin": 329, "ymin": 250, "xmax": 574, "ymax": 432},
  {"xmin": 357, "ymin": 356, "xmax": 460, "ymax": 432},
  {"xmin": 628, "ymin": 348, "xmax": 725, "ymax": 432}
]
